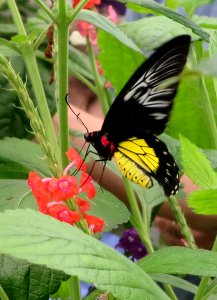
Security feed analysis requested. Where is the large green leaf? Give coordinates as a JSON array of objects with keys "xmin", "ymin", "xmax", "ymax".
[
  {"xmin": 167, "ymin": 75, "xmax": 216, "ymax": 149},
  {"xmin": 180, "ymin": 136, "xmax": 217, "ymax": 189},
  {"xmin": 125, "ymin": 0, "xmax": 209, "ymax": 41},
  {"xmin": 77, "ymin": 10, "xmax": 141, "ymax": 52},
  {"xmin": 0, "ymin": 209, "xmax": 170, "ymax": 300},
  {"xmin": 0, "ymin": 138, "xmax": 50, "ymax": 178},
  {"xmin": 139, "ymin": 246, "xmax": 217, "ymax": 276},
  {"xmin": 179, "ymin": 0, "xmax": 214, "ymax": 17},
  {"xmin": 0, "ymin": 180, "xmax": 36, "ymax": 211},
  {"xmin": 120, "ymin": 16, "xmax": 194, "ymax": 51},
  {"xmin": 188, "ymin": 189, "xmax": 217, "ymax": 214},
  {"xmin": 98, "ymin": 29, "xmax": 144, "ymax": 95},
  {"xmin": 89, "ymin": 185, "xmax": 130, "ymax": 232},
  {"xmin": 0, "ymin": 254, "xmax": 68, "ymax": 300}
]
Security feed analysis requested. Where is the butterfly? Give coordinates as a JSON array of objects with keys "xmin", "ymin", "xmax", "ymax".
[{"xmin": 84, "ymin": 35, "xmax": 191, "ymax": 197}]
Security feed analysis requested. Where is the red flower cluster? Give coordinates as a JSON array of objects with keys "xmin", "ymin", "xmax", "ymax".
[
  {"xmin": 28, "ymin": 147, "xmax": 105, "ymax": 233},
  {"xmin": 73, "ymin": 0, "xmax": 101, "ymax": 9}
]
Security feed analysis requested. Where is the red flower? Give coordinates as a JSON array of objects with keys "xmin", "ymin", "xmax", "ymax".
[
  {"xmin": 80, "ymin": 171, "xmax": 96, "ymax": 199},
  {"xmin": 73, "ymin": 0, "xmax": 101, "ymax": 9},
  {"xmin": 28, "ymin": 172, "xmax": 50, "ymax": 213},
  {"xmin": 48, "ymin": 175, "xmax": 79, "ymax": 200},
  {"xmin": 84, "ymin": 214, "xmax": 105, "ymax": 233},
  {"xmin": 76, "ymin": 21, "xmax": 98, "ymax": 46},
  {"xmin": 66, "ymin": 147, "xmax": 86, "ymax": 171},
  {"xmin": 47, "ymin": 203, "xmax": 80, "ymax": 224},
  {"xmin": 28, "ymin": 147, "xmax": 104, "ymax": 233},
  {"xmin": 77, "ymin": 21, "xmax": 91, "ymax": 36},
  {"xmin": 76, "ymin": 198, "xmax": 91, "ymax": 213}
]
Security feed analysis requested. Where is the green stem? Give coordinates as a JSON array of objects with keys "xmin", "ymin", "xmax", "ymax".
[
  {"xmin": 87, "ymin": 38, "xmax": 110, "ymax": 115},
  {"xmin": 34, "ymin": 0, "xmax": 56, "ymax": 22},
  {"xmin": 194, "ymin": 238, "xmax": 217, "ymax": 300},
  {"xmin": 7, "ymin": 0, "xmax": 26, "ymax": 35},
  {"xmin": 69, "ymin": 276, "xmax": 81, "ymax": 300},
  {"xmin": 0, "ymin": 285, "xmax": 9, "ymax": 300},
  {"xmin": 125, "ymin": 181, "xmax": 177, "ymax": 299},
  {"xmin": 22, "ymin": 46, "xmax": 61, "ymax": 166},
  {"xmin": 168, "ymin": 196, "xmax": 197, "ymax": 249},
  {"xmin": 68, "ymin": 0, "xmax": 90, "ymax": 23},
  {"xmin": 33, "ymin": 25, "xmax": 51, "ymax": 50},
  {"xmin": 56, "ymin": 0, "xmax": 70, "ymax": 169}
]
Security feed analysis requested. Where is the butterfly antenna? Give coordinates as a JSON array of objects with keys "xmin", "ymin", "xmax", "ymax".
[{"xmin": 65, "ymin": 94, "xmax": 89, "ymax": 133}]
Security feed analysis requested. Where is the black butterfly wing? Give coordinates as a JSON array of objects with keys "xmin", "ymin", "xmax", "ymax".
[
  {"xmin": 113, "ymin": 134, "xmax": 179, "ymax": 197},
  {"xmin": 101, "ymin": 35, "xmax": 191, "ymax": 136}
]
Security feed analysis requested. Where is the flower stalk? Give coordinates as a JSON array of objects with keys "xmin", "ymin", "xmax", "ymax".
[
  {"xmin": 7, "ymin": 0, "xmax": 60, "ymax": 167},
  {"xmin": 168, "ymin": 196, "xmax": 197, "ymax": 249},
  {"xmin": 0, "ymin": 55, "xmax": 61, "ymax": 177}
]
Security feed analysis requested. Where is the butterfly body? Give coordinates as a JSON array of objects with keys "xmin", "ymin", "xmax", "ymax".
[{"xmin": 84, "ymin": 35, "xmax": 191, "ymax": 197}]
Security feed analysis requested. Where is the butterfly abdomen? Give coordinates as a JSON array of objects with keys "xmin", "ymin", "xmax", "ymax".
[{"xmin": 114, "ymin": 151, "xmax": 153, "ymax": 188}]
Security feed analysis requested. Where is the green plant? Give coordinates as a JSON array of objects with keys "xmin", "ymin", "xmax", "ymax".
[{"xmin": 0, "ymin": 0, "xmax": 217, "ymax": 299}]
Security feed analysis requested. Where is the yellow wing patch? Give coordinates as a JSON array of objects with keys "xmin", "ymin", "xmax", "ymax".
[
  {"xmin": 114, "ymin": 151, "xmax": 153, "ymax": 188},
  {"xmin": 117, "ymin": 137, "xmax": 159, "ymax": 172},
  {"xmin": 113, "ymin": 137, "xmax": 160, "ymax": 188}
]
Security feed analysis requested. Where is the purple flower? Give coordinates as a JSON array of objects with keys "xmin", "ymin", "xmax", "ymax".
[{"xmin": 116, "ymin": 228, "xmax": 148, "ymax": 260}]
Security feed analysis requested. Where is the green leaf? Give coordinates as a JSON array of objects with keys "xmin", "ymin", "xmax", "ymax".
[
  {"xmin": 0, "ymin": 159, "xmax": 30, "ymax": 179},
  {"xmin": 192, "ymin": 15, "xmax": 217, "ymax": 29},
  {"xmin": 0, "ymin": 209, "xmax": 170, "ymax": 300},
  {"xmin": 188, "ymin": 189, "xmax": 217, "ymax": 214},
  {"xmin": 89, "ymin": 185, "xmax": 130, "ymax": 232},
  {"xmin": 125, "ymin": 0, "xmax": 210, "ymax": 41},
  {"xmin": 204, "ymin": 149, "xmax": 217, "ymax": 169},
  {"xmin": 180, "ymin": 135, "xmax": 217, "ymax": 188},
  {"xmin": 120, "ymin": 16, "xmax": 194, "ymax": 50},
  {"xmin": 209, "ymin": 31, "xmax": 217, "ymax": 55},
  {"xmin": 0, "ymin": 37, "xmax": 20, "ymax": 54},
  {"xmin": 77, "ymin": 9, "xmax": 141, "ymax": 52},
  {"xmin": 0, "ymin": 138, "xmax": 50, "ymax": 178},
  {"xmin": 0, "ymin": 23, "xmax": 17, "ymax": 35},
  {"xmin": 68, "ymin": 46, "xmax": 94, "ymax": 81},
  {"xmin": 167, "ymin": 76, "xmax": 217, "ymax": 149},
  {"xmin": 98, "ymin": 29, "xmax": 144, "ymax": 95},
  {"xmin": 0, "ymin": 46, "xmax": 20, "ymax": 56},
  {"xmin": 0, "ymin": 254, "xmax": 68, "ymax": 300},
  {"xmin": 0, "ymin": 56, "xmax": 56, "ymax": 139},
  {"xmin": 0, "ymin": 180, "xmax": 36, "ymax": 211},
  {"xmin": 179, "ymin": 0, "xmax": 214, "ymax": 17},
  {"xmin": 139, "ymin": 246, "xmax": 217, "ymax": 277},
  {"xmin": 195, "ymin": 55, "xmax": 217, "ymax": 76},
  {"xmin": 165, "ymin": 0, "xmax": 178, "ymax": 10},
  {"xmin": 150, "ymin": 273, "xmax": 197, "ymax": 294}
]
